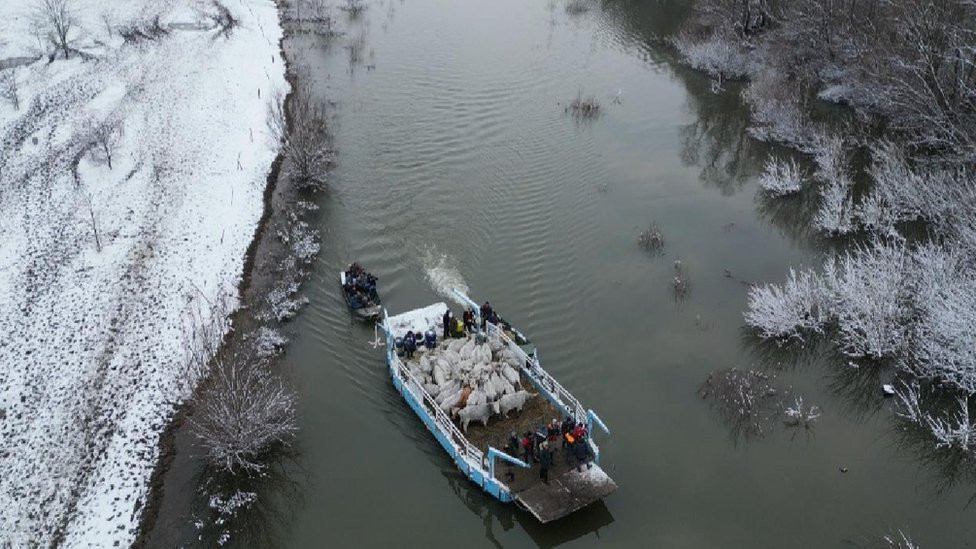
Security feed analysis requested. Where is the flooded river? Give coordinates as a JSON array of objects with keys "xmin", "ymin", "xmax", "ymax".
[{"xmin": 144, "ymin": 0, "xmax": 976, "ymax": 546}]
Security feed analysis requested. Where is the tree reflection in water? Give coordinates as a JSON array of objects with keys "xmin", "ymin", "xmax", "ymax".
[{"xmin": 190, "ymin": 450, "xmax": 306, "ymax": 548}]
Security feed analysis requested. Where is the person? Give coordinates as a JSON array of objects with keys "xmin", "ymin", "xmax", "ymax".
[
  {"xmin": 505, "ymin": 431, "xmax": 520, "ymax": 481},
  {"xmin": 349, "ymin": 291, "xmax": 362, "ymax": 309},
  {"xmin": 442, "ymin": 309, "xmax": 452, "ymax": 339},
  {"xmin": 462, "ymin": 309, "xmax": 475, "ymax": 332},
  {"xmin": 573, "ymin": 422, "xmax": 587, "ymax": 443},
  {"xmin": 365, "ymin": 273, "xmax": 378, "ymax": 300},
  {"xmin": 481, "ymin": 301, "xmax": 494, "ymax": 330},
  {"xmin": 539, "ymin": 440, "xmax": 553, "ymax": 483},
  {"xmin": 548, "ymin": 418, "xmax": 561, "ymax": 443},
  {"xmin": 573, "ymin": 436, "xmax": 592, "ymax": 472},
  {"xmin": 561, "ymin": 416, "xmax": 574, "ymax": 448},
  {"xmin": 521, "ymin": 431, "xmax": 535, "ymax": 464},
  {"xmin": 404, "ymin": 331, "xmax": 417, "ymax": 359},
  {"xmin": 451, "ymin": 317, "xmax": 465, "ymax": 338}
]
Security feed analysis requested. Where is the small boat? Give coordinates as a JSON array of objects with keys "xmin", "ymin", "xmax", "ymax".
[
  {"xmin": 340, "ymin": 264, "xmax": 381, "ymax": 320},
  {"xmin": 379, "ymin": 290, "xmax": 616, "ymax": 523}
]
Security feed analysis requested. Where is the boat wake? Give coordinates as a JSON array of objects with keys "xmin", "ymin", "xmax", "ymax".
[{"xmin": 422, "ymin": 247, "xmax": 469, "ymax": 304}]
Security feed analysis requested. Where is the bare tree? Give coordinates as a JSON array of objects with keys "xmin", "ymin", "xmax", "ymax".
[
  {"xmin": 267, "ymin": 87, "xmax": 332, "ymax": 189},
  {"xmin": 89, "ymin": 119, "xmax": 123, "ymax": 169},
  {"xmin": 0, "ymin": 68, "xmax": 18, "ymax": 110},
  {"xmin": 34, "ymin": 0, "xmax": 76, "ymax": 59},
  {"xmin": 183, "ymin": 291, "xmax": 298, "ymax": 474},
  {"xmin": 205, "ymin": 0, "xmax": 239, "ymax": 39},
  {"xmin": 84, "ymin": 193, "xmax": 101, "ymax": 252},
  {"xmin": 190, "ymin": 351, "xmax": 297, "ymax": 473}
]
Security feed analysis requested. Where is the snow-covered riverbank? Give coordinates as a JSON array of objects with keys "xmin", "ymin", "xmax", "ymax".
[{"xmin": 0, "ymin": 0, "xmax": 286, "ymax": 545}]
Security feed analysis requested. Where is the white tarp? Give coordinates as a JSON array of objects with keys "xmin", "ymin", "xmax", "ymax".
[{"xmin": 386, "ymin": 302, "xmax": 449, "ymax": 337}]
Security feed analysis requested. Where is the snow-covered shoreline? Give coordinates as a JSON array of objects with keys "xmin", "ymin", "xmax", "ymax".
[{"xmin": 0, "ymin": 0, "xmax": 286, "ymax": 545}]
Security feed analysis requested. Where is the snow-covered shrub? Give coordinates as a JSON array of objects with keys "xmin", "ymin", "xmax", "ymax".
[
  {"xmin": 672, "ymin": 31, "xmax": 753, "ymax": 79},
  {"xmin": 742, "ymin": 70, "xmax": 816, "ymax": 148},
  {"xmin": 909, "ymin": 246, "xmax": 976, "ymax": 392},
  {"xmin": 857, "ymin": 142, "xmax": 928, "ymax": 232},
  {"xmin": 191, "ymin": 354, "xmax": 297, "ymax": 473},
  {"xmin": 252, "ymin": 326, "xmax": 288, "ymax": 359},
  {"xmin": 783, "ymin": 396, "xmax": 821, "ymax": 428},
  {"xmin": 821, "ymin": 240, "xmax": 912, "ymax": 359},
  {"xmin": 898, "ymin": 381, "xmax": 975, "ymax": 454},
  {"xmin": 744, "ymin": 267, "xmax": 827, "ymax": 339},
  {"xmin": 811, "ymin": 136, "xmax": 856, "ymax": 234},
  {"xmin": 758, "ymin": 156, "xmax": 804, "ymax": 196},
  {"xmin": 749, "ymin": 238, "xmax": 976, "ymax": 391},
  {"xmin": 266, "ymin": 281, "xmax": 308, "ymax": 322},
  {"xmin": 927, "ymin": 396, "xmax": 976, "ymax": 453}
]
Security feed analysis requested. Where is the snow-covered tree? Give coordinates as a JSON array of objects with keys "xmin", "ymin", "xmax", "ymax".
[
  {"xmin": 811, "ymin": 136, "xmax": 857, "ymax": 235},
  {"xmin": 744, "ymin": 267, "xmax": 827, "ymax": 339},
  {"xmin": 758, "ymin": 155, "xmax": 804, "ymax": 196}
]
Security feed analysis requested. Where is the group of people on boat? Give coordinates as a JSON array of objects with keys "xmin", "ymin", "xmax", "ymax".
[
  {"xmin": 441, "ymin": 301, "xmax": 500, "ymax": 339},
  {"xmin": 505, "ymin": 416, "xmax": 592, "ymax": 484},
  {"xmin": 344, "ymin": 262, "xmax": 378, "ymax": 309},
  {"xmin": 399, "ymin": 329, "xmax": 437, "ymax": 359}
]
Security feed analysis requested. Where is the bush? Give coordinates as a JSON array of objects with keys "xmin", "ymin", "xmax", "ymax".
[
  {"xmin": 810, "ymin": 136, "xmax": 856, "ymax": 235},
  {"xmin": 190, "ymin": 352, "xmax": 297, "ymax": 474},
  {"xmin": 267, "ymin": 87, "xmax": 332, "ymax": 189},
  {"xmin": 758, "ymin": 156, "xmax": 804, "ymax": 196}
]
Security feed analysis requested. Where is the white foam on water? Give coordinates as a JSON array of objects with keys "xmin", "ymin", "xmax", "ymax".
[{"xmin": 422, "ymin": 247, "xmax": 469, "ymax": 304}]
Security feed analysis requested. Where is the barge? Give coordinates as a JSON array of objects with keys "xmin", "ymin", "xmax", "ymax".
[{"xmin": 379, "ymin": 290, "xmax": 616, "ymax": 523}]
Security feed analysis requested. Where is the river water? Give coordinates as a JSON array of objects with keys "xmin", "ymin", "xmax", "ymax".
[{"xmin": 145, "ymin": 0, "xmax": 975, "ymax": 546}]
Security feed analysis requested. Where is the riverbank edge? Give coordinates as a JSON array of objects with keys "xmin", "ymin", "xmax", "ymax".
[{"xmin": 132, "ymin": 1, "xmax": 302, "ymax": 543}]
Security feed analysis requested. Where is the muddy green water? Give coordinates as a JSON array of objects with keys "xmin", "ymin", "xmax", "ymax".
[{"xmin": 145, "ymin": 0, "xmax": 975, "ymax": 547}]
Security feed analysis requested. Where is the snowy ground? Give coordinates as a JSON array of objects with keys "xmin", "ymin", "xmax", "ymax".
[{"xmin": 0, "ymin": 0, "xmax": 286, "ymax": 545}]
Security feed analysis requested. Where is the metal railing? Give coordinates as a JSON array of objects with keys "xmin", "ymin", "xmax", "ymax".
[
  {"xmin": 487, "ymin": 322, "xmax": 587, "ymax": 422},
  {"xmin": 389, "ymin": 353, "xmax": 485, "ymax": 466}
]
